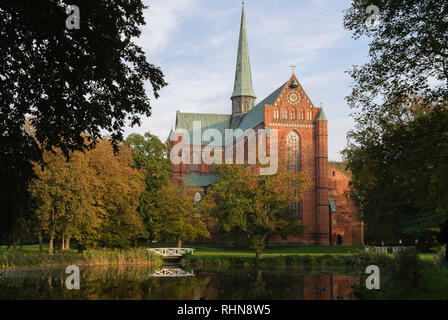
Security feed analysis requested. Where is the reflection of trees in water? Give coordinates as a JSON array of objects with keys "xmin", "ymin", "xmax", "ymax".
[
  {"xmin": 0, "ymin": 266, "xmax": 210, "ymax": 300},
  {"xmin": 0, "ymin": 266, "xmax": 357, "ymax": 300}
]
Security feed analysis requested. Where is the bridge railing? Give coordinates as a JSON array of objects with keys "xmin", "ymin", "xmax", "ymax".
[
  {"xmin": 150, "ymin": 268, "xmax": 195, "ymax": 277},
  {"xmin": 148, "ymin": 248, "xmax": 195, "ymax": 257}
]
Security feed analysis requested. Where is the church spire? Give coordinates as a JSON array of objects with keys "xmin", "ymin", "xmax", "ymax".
[{"xmin": 231, "ymin": 2, "xmax": 256, "ymax": 115}]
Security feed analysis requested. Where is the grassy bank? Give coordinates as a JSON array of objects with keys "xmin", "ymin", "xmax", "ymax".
[{"xmin": 0, "ymin": 248, "xmax": 163, "ymax": 269}]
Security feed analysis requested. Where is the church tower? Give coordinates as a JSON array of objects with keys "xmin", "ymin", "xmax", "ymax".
[
  {"xmin": 231, "ymin": 3, "xmax": 256, "ymax": 115},
  {"xmin": 316, "ymin": 108, "xmax": 330, "ymax": 244}
]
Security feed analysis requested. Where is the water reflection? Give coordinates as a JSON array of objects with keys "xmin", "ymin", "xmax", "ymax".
[
  {"xmin": 0, "ymin": 265, "xmax": 357, "ymax": 300},
  {"xmin": 150, "ymin": 268, "xmax": 194, "ymax": 277}
]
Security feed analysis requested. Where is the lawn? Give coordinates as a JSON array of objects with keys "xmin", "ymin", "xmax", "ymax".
[
  {"xmin": 145, "ymin": 242, "xmax": 438, "ymax": 259},
  {"xmin": 1, "ymin": 243, "xmax": 438, "ymax": 260}
]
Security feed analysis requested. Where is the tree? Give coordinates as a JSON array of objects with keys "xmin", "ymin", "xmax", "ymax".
[
  {"xmin": 344, "ymin": 0, "xmax": 447, "ymax": 112},
  {"xmin": 85, "ymin": 140, "xmax": 145, "ymax": 248},
  {"xmin": 0, "ymin": 0, "xmax": 166, "ymax": 237},
  {"xmin": 29, "ymin": 148, "xmax": 98, "ymax": 254},
  {"xmin": 125, "ymin": 133, "xmax": 172, "ymax": 240},
  {"xmin": 343, "ymin": 105, "xmax": 448, "ymax": 243},
  {"xmin": 200, "ymin": 165, "xmax": 309, "ymax": 259},
  {"xmin": 29, "ymin": 139, "xmax": 145, "ymax": 252},
  {"xmin": 343, "ymin": 1, "xmax": 448, "ymax": 243},
  {"xmin": 152, "ymin": 184, "xmax": 210, "ymax": 248}
]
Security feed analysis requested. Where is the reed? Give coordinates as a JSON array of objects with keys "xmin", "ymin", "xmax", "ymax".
[{"xmin": 0, "ymin": 248, "xmax": 163, "ymax": 269}]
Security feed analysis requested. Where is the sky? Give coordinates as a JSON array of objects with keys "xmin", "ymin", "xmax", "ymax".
[{"xmin": 126, "ymin": 0, "xmax": 372, "ymax": 161}]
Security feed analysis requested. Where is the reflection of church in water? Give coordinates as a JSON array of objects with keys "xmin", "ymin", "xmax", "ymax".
[
  {"xmin": 169, "ymin": 4, "xmax": 363, "ymax": 245},
  {"xmin": 187, "ymin": 271, "xmax": 356, "ymax": 300}
]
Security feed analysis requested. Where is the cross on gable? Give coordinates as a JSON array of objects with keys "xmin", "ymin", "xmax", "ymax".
[{"xmin": 290, "ymin": 64, "xmax": 296, "ymax": 74}]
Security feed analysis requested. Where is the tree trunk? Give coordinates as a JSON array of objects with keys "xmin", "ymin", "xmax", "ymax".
[
  {"xmin": 54, "ymin": 238, "xmax": 60, "ymax": 252},
  {"xmin": 62, "ymin": 236, "xmax": 65, "ymax": 251},
  {"xmin": 19, "ymin": 225, "xmax": 23, "ymax": 249},
  {"xmin": 12, "ymin": 234, "xmax": 16, "ymax": 250},
  {"xmin": 38, "ymin": 232, "xmax": 43, "ymax": 252},
  {"xmin": 66, "ymin": 237, "xmax": 71, "ymax": 251},
  {"xmin": 177, "ymin": 239, "xmax": 182, "ymax": 248},
  {"xmin": 49, "ymin": 237, "xmax": 54, "ymax": 255},
  {"xmin": 255, "ymin": 247, "xmax": 262, "ymax": 260}
]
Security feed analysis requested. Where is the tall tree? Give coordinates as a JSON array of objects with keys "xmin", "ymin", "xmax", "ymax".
[
  {"xmin": 343, "ymin": 1, "xmax": 448, "ymax": 242},
  {"xmin": 125, "ymin": 133, "xmax": 172, "ymax": 240},
  {"xmin": 0, "ymin": 0, "xmax": 166, "ymax": 237},
  {"xmin": 29, "ymin": 139, "xmax": 145, "ymax": 252},
  {"xmin": 29, "ymin": 148, "xmax": 98, "ymax": 254},
  {"xmin": 86, "ymin": 140, "xmax": 145, "ymax": 248},
  {"xmin": 152, "ymin": 184, "xmax": 210, "ymax": 248},
  {"xmin": 200, "ymin": 165, "xmax": 309, "ymax": 259}
]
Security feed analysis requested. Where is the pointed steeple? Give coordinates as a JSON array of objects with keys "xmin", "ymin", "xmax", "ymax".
[
  {"xmin": 231, "ymin": 3, "xmax": 256, "ymax": 115},
  {"xmin": 317, "ymin": 108, "xmax": 327, "ymax": 121}
]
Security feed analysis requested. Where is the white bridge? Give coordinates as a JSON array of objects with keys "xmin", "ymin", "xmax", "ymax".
[
  {"xmin": 150, "ymin": 268, "xmax": 195, "ymax": 277},
  {"xmin": 148, "ymin": 248, "xmax": 195, "ymax": 257}
]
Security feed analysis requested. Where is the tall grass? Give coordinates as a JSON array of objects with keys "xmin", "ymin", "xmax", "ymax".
[{"xmin": 0, "ymin": 248, "xmax": 163, "ymax": 269}]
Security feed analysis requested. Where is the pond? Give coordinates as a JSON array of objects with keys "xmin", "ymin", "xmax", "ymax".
[{"xmin": 0, "ymin": 265, "xmax": 359, "ymax": 300}]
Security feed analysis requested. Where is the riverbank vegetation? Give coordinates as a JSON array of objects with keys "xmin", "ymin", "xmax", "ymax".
[
  {"xmin": 1, "ymin": 133, "xmax": 210, "ymax": 255},
  {"xmin": 0, "ymin": 247, "xmax": 163, "ymax": 269}
]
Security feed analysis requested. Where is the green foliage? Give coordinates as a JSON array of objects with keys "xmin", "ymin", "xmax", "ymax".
[
  {"xmin": 125, "ymin": 132, "xmax": 172, "ymax": 239},
  {"xmin": 200, "ymin": 164, "xmax": 309, "ymax": 259},
  {"xmin": 0, "ymin": 248, "xmax": 162, "ymax": 269},
  {"xmin": 151, "ymin": 185, "xmax": 210, "ymax": 246},
  {"xmin": 343, "ymin": 0, "xmax": 448, "ymax": 243},
  {"xmin": 351, "ymin": 248, "xmax": 427, "ymax": 299},
  {"xmin": 0, "ymin": 0, "xmax": 166, "ymax": 238},
  {"xmin": 29, "ymin": 140, "xmax": 146, "ymax": 251}
]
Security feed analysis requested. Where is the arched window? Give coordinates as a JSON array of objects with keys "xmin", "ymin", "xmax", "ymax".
[
  {"xmin": 286, "ymin": 131, "xmax": 301, "ymax": 219},
  {"xmin": 274, "ymin": 109, "xmax": 279, "ymax": 119},
  {"xmin": 282, "ymin": 110, "xmax": 288, "ymax": 120},
  {"xmin": 291, "ymin": 110, "xmax": 297, "ymax": 120}
]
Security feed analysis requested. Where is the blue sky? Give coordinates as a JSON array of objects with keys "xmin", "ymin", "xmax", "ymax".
[{"xmin": 127, "ymin": 0, "xmax": 372, "ymax": 161}]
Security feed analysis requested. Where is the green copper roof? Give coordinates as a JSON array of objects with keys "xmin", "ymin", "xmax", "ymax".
[
  {"xmin": 175, "ymin": 112, "xmax": 231, "ymax": 146},
  {"xmin": 238, "ymin": 82, "xmax": 287, "ymax": 132},
  {"xmin": 174, "ymin": 82, "xmax": 290, "ymax": 146},
  {"xmin": 182, "ymin": 173, "xmax": 218, "ymax": 187},
  {"xmin": 231, "ymin": 5, "xmax": 256, "ymax": 99},
  {"xmin": 317, "ymin": 108, "xmax": 327, "ymax": 121}
]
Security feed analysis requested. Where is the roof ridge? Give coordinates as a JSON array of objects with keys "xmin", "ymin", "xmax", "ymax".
[{"xmin": 177, "ymin": 112, "xmax": 231, "ymax": 117}]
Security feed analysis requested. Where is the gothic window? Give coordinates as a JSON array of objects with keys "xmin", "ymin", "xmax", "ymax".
[
  {"xmin": 274, "ymin": 109, "xmax": 279, "ymax": 119},
  {"xmin": 286, "ymin": 131, "xmax": 301, "ymax": 219},
  {"xmin": 299, "ymin": 111, "xmax": 304, "ymax": 120},
  {"xmin": 287, "ymin": 131, "xmax": 300, "ymax": 172},
  {"xmin": 282, "ymin": 110, "xmax": 288, "ymax": 120},
  {"xmin": 291, "ymin": 110, "xmax": 297, "ymax": 120}
]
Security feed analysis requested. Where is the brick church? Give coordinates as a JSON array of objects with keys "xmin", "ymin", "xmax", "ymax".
[{"xmin": 169, "ymin": 5, "xmax": 363, "ymax": 246}]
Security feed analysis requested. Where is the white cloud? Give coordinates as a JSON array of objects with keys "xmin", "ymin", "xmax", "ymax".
[
  {"xmin": 122, "ymin": 0, "xmax": 365, "ymax": 163},
  {"xmin": 137, "ymin": 0, "xmax": 197, "ymax": 56}
]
